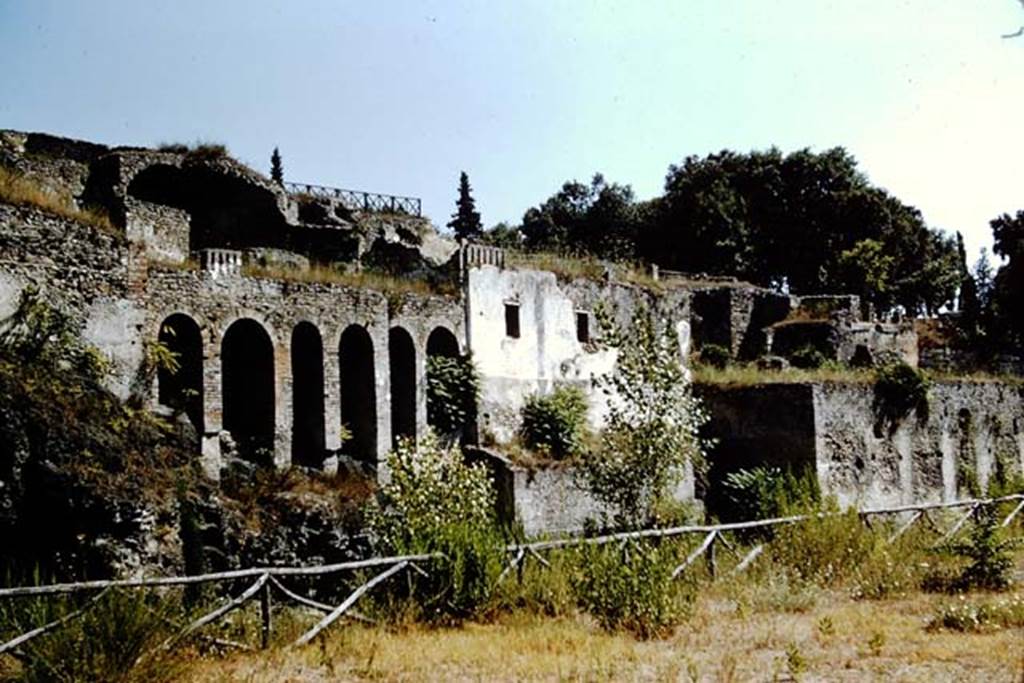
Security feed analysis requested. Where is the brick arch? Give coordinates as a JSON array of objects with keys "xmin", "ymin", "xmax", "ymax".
[
  {"xmin": 215, "ymin": 311, "xmax": 281, "ymax": 348},
  {"xmin": 222, "ymin": 317, "xmax": 276, "ymax": 464},
  {"xmin": 156, "ymin": 312, "xmax": 204, "ymax": 433},
  {"xmin": 388, "ymin": 326, "xmax": 417, "ymax": 447},
  {"xmin": 426, "ymin": 326, "xmax": 460, "ymax": 358},
  {"xmin": 339, "ymin": 324, "xmax": 377, "ymax": 464},
  {"xmin": 291, "ymin": 320, "xmax": 326, "ymax": 467}
]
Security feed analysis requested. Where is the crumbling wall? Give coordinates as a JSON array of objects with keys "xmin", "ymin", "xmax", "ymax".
[
  {"xmin": 467, "ymin": 447, "xmax": 696, "ymax": 537},
  {"xmin": 691, "ymin": 285, "xmax": 792, "ymax": 359},
  {"xmin": 700, "ymin": 378, "xmax": 1024, "ymax": 512},
  {"xmin": 813, "ymin": 381, "xmax": 1024, "ymax": 508},
  {"xmin": 466, "ymin": 265, "xmax": 690, "ymax": 443}
]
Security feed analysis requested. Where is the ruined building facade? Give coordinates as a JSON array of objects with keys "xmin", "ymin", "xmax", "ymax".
[{"xmin": 1, "ymin": 130, "xmax": 1021, "ymax": 535}]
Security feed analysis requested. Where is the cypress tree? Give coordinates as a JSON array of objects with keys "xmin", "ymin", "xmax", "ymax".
[
  {"xmin": 447, "ymin": 171, "xmax": 483, "ymax": 241},
  {"xmin": 270, "ymin": 147, "xmax": 284, "ymax": 185}
]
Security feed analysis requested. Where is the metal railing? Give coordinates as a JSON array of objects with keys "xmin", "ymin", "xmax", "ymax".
[{"xmin": 284, "ymin": 182, "xmax": 421, "ymax": 217}]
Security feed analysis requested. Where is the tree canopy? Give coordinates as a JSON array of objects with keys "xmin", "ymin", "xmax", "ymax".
[{"xmin": 508, "ymin": 147, "xmax": 960, "ymax": 316}]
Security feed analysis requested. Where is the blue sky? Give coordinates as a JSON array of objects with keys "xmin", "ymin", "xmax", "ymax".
[{"xmin": 2, "ymin": 1, "xmax": 1023, "ymax": 260}]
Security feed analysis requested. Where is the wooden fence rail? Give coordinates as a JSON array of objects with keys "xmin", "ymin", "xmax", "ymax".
[{"xmin": 1, "ymin": 493, "xmax": 1021, "ymax": 657}]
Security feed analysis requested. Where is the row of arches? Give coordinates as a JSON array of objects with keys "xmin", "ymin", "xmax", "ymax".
[{"xmin": 156, "ymin": 314, "xmax": 460, "ymax": 467}]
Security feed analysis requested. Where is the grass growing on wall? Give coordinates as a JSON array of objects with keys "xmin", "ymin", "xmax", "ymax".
[
  {"xmin": 0, "ymin": 166, "xmax": 118, "ymax": 236},
  {"xmin": 241, "ymin": 263, "xmax": 459, "ymax": 298}
]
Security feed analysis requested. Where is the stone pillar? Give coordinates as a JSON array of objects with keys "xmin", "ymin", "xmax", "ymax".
[
  {"xmin": 323, "ymin": 339, "xmax": 342, "ymax": 455},
  {"xmin": 415, "ymin": 334, "xmax": 429, "ymax": 443},
  {"xmin": 274, "ymin": 339, "xmax": 293, "ymax": 469},
  {"xmin": 200, "ymin": 328, "xmax": 223, "ymax": 481},
  {"xmin": 373, "ymin": 323, "xmax": 392, "ymax": 467}
]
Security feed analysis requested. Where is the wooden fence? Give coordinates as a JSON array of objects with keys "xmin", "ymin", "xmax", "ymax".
[{"xmin": 1, "ymin": 494, "xmax": 1022, "ymax": 657}]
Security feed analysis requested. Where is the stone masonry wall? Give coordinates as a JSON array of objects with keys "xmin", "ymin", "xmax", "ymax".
[
  {"xmin": 700, "ymin": 379, "xmax": 1024, "ymax": 513},
  {"xmin": 813, "ymin": 381, "xmax": 1024, "ymax": 508}
]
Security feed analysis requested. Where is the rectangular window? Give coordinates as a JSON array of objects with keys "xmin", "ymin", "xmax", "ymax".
[
  {"xmin": 576, "ymin": 311, "xmax": 590, "ymax": 343},
  {"xmin": 504, "ymin": 303, "xmax": 520, "ymax": 338}
]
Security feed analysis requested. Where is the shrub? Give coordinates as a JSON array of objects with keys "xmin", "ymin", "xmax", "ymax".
[
  {"xmin": 789, "ymin": 344, "xmax": 826, "ymax": 370},
  {"xmin": 928, "ymin": 594, "xmax": 1024, "ymax": 632},
  {"xmin": 579, "ymin": 306, "xmax": 710, "ymax": 528},
  {"xmin": 425, "ymin": 354, "xmax": 480, "ymax": 441},
  {"xmin": 770, "ymin": 500, "xmax": 877, "ymax": 587},
  {"xmin": 365, "ymin": 432, "xmax": 504, "ymax": 623},
  {"xmin": 0, "ymin": 589, "xmax": 182, "ymax": 683},
  {"xmin": 519, "ymin": 385, "xmax": 589, "ymax": 459},
  {"xmin": 571, "ymin": 540, "xmax": 691, "ymax": 639},
  {"xmin": 698, "ymin": 343, "xmax": 730, "ymax": 369},
  {"xmin": 945, "ymin": 506, "xmax": 1019, "ymax": 592},
  {"xmin": 873, "ymin": 361, "xmax": 929, "ymax": 432},
  {"xmin": 184, "ymin": 143, "xmax": 229, "ymax": 162},
  {"xmin": 718, "ymin": 466, "xmax": 819, "ymax": 525}
]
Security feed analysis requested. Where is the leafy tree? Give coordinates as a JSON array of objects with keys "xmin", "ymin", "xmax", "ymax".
[
  {"xmin": 641, "ymin": 147, "xmax": 960, "ymax": 314},
  {"xmin": 990, "ymin": 209, "xmax": 1024, "ymax": 347},
  {"xmin": 447, "ymin": 171, "xmax": 483, "ymax": 241},
  {"xmin": 480, "ymin": 221, "xmax": 523, "ymax": 249},
  {"xmin": 521, "ymin": 174, "xmax": 639, "ymax": 259},
  {"xmin": 837, "ymin": 238, "xmax": 895, "ymax": 311},
  {"xmin": 579, "ymin": 306, "xmax": 709, "ymax": 528},
  {"xmin": 270, "ymin": 147, "xmax": 283, "ymax": 185}
]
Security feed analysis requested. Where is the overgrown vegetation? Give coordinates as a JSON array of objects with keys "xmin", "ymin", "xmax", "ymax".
[
  {"xmin": 718, "ymin": 465, "xmax": 819, "ymax": 525},
  {"xmin": 578, "ymin": 306, "xmax": 710, "ymax": 528},
  {"xmin": 571, "ymin": 541, "xmax": 692, "ymax": 639},
  {"xmin": 518, "ymin": 385, "xmax": 589, "ymax": 460},
  {"xmin": 425, "ymin": 354, "xmax": 480, "ymax": 442},
  {"xmin": 0, "ymin": 166, "xmax": 117, "ymax": 236},
  {"xmin": 0, "ymin": 287, "xmax": 196, "ymax": 578},
  {"xmin": 365, "ymin": 432, "xmax": 504, "ymax": 623},
  {"xmin": 873, "ymin": 361, "xmax": 930, "ymax": 432},
  {"xmin": 696, "ymin": 343, "xmax": 730, "ymax": 369},
  {"xmin": 242, "ymin": 262, "xmax": 459, "ymax": 298},
  {"xmin": 0, "ymin": 589, "xmax": 183, "ymax": 683}
]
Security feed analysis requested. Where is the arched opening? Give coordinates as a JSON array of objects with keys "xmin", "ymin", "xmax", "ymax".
[
  {"xmin": 291, "ymin": 322, "xmax": 326, "ymax": 467},
  {"xmin": 339, "ymin": 325, "xmax": 377, "ymax": 463},
  {"xmin": 222, "ymin": 319, "xmax": 275, "ymax": 463},
  {"xmin": 157, "ymin": 313, "xmax": 204, "ymax": 433},
  {"xmin": 427, "ymin": 326, "xmax": 460, "ymax": 359},
  {"xmin": 426, "ymin": 326, "xmax": 475, "ymax": 441},
  {"xmin": 388, "ymin": 327, "xmax": 417, "ymax": 447}
]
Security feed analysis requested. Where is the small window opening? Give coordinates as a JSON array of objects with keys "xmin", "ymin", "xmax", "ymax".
[
  {"xmin": 576, "ymin": 311, "xmax": 590, "ymax": 343},
  {"xmin": 504, "ymin": 303, "xmax": 520, "ymax": 338}
]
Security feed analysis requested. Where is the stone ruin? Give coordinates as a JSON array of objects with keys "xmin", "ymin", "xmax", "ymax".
[{"xmin": 0, "ymin": 129, "xmax": 1021, "ymax": 536}]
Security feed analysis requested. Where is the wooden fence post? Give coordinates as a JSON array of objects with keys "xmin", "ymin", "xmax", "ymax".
[{"xmin": 260, "ymin": 580, "xmax": 272, "ymax": 650}]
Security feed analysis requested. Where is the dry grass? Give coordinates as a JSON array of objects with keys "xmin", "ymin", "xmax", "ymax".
[
  {"xmin": 0, "ymin": 165, "xmax": 118, "ymax": 237},
  {"xmin": 692, "ymin": 362, "xmax": 875, "ymax": 387},
  {"xmin": 242, "ymin": 263, "xmax": 459, "ymax": 298},
  {"xmin": 179, "ymin": 587, "xmax": 1024, "ymax": 682},
  {"xmin": 506, "ymin": 251, "xmax": 663, "ymax": 290},
  {"xmin": 692, "ymin": 362, "xmax": 1024, "ymax": 388}
]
